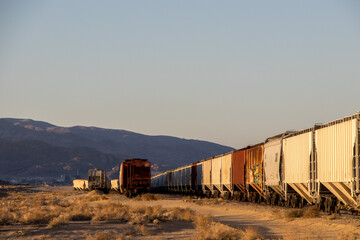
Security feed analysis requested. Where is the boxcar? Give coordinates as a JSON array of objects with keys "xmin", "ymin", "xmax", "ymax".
[
  {"xmin": 73, "ymin": 179, "xmax": 89, "ymax": 191},
  {"xmin": 119, "ymin": 158, "xmax": 151, "ymax": 196},
  {"xmin": 195, "ymin": 162, "xmax": 203, "ymax": 194},
  {"xmin": 211, "ymin": 155, "xmax": 222, "ymax": 197},
  {"xmin": 245, "ymin": 143, "xmax": 264, "ymax": 203},
  {"xmin": 202, "ymin": 158, "xmax": 212, "ymax": 197},
  {"xmin": 315, "ymin": 113, "xmax": 360, "ymax": 211},
  {"xmin": 232, "ymin": 148, "xmax": 246, "ymax": 200},
  {"xmin": 263, "ymin": 132, "xmax": 294, "ymax": 206},
  {"xmin": 111, "ymin": 179, "xmax": 120, "ymax": 192},
  {"xmin": 282, "ymin": 128, "xmax": 315, "ymax": 207}
]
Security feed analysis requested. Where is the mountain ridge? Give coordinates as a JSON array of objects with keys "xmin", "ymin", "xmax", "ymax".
[{"xmin": 0, "ymin": 118, "xmax": 233, "ymax": 183}]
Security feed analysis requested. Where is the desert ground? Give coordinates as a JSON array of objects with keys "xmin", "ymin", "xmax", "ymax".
[{"xmin": 0, "ymin": 186, "xmax": 360, "ymax": 240}]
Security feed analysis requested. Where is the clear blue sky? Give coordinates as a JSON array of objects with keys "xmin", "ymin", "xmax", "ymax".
[{"xmin": 1, "ymin": 1, "xmax": 359, "ymax": 148}]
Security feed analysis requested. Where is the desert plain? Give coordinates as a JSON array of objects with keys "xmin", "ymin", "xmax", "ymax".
[{"xmin": 0, "ymin": 186, "xmax": 359, "ymax": 240}]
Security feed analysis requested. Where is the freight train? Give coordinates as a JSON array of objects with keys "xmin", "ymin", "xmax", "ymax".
[
  {"xmin": 73, "ymin": 159, "xmax": 151, "ymax": 196},
  {"xmin": 151, "ymin": 112, "xmax": 360, "ymax": 213}
]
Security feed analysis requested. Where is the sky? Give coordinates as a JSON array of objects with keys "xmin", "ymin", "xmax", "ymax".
[{"xmin": 0, "ymin": 1, "xmax": 359, "ymax": 149}]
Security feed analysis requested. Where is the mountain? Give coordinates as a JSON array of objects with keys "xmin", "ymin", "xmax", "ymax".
[{"xmin": 0, "ymin": 118, "xmax": 233, "ymax": 182}]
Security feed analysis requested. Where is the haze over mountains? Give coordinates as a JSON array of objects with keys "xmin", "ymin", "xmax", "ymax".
[{"xmin": 0, "ymin": 118, "xmax": 233, "ymax": 183}]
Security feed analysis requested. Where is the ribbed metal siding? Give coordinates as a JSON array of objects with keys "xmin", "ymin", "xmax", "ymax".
[
  {"xmin": 212, "ymin": 156, "xmax": 222, "ymax": 187},
  {"xmin": 197, "ymin": 163, "xmax": 203, "ymax": 187},
  {"xmin": 245, "ymin": 145, "xmax": 264, "ymax": 185},
  {"xmin": 316, "ymin": 119, "xmax": 357, "ymax": 182},
  {"xmin": 264, "ymin": 139, "xmax": 281, "ymax": 186},
  {"xmin": 181, "ymin": 168, "xmax": 186, "ymax": 188},
  {"xmin": 283, "ymin": 132, "xmax": 312, "ymax": 184},
  {"xmin": 203, "ymin": 159, "xmax": 211, "ymax": 186},
  {"xmin": 185, "ymin": 167, "xmax": 191, "ymax": 187},
  {"xmin": 232, "ymin": 149, "xmax": 245, "ymax": 187},
  {"xmin": 221, "ymin": 153, "xmax": 232, "ymax": 186},
  {"xmin": 174, "ymin": 170, "xmax": 180, "ymax": 189}
]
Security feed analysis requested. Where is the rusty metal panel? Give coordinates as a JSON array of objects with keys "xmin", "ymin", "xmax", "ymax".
[
  {"xmin": 232, "ymin": 149, "xmax": 246, "ymax": 190},
  {"xmin": 246, "ymin": 144, "xmax": 264, "ymax": 187},
  {"xmin": 221, "ymin": 153, "xmax": 232, "ymax": 187},
  {"xmin": 119, "ymin": 159, "xmax": 151, "ymax": 193},
  {"xmin": 211, "ymin": 156, "xmax": 222, "ymax": 190},
  {"xmin": 264, "ymin": 139, "xmax": 282, "ymax": 186},
  {"xmin": 283, "ymin": 131, "xmax": 312, "ymax": 184},
  {"xmin": 316, "ymin": 119, "xmax": 357, "ymax": 183},
  {"xmin": 203, "ymin": 159, "xmax": 211, "ymax": 187}
]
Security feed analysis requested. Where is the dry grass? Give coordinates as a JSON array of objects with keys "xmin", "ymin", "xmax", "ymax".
[
  {"xmin": 133, "ymin": 193, "xmax": 162, "ymax": 201},
  {"xmin": 87, "ymin": 232, "xmax": 117, "ymax": 240},
  {"xmin": 0, "ymin": 187, "xmax": 266, "ymax": 239},
  {"xmin": 337, "ymin": 231, "xmax": 359, "ymax": 240},
  {"xmin": 274, "ymin": 206, "xmax": 320, "ymax": 219},
  {"xmin": 193, "ymin": 222, "xmax": 263, "ymax": 240},
  {"xmin": 194, "ymin": 198, "xmax": 223, "ymax": 206}
]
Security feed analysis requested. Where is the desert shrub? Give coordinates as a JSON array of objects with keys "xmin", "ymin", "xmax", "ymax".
[
  {"xmin": 47, "ymin": 215, "xmax": 68, "ymax": 228},
  {"xmin": 193, "ymin": 214, "xmax": 212, "ymax": 229},
  {"xmin": 0, "ymin": 209, "xmax": 15, "ymax": 225},
  {"xmin": 193, "ymin": 222, "xmax": 244, "ymax": 240},
  {"xmin": 134, "ymin": 193, "xmax": 162, "ymax": 201},
  {"xmin": 284, "ymin": 209, "xmax": 304, "ymax": 219},
  {"xmin": 91, "ymin": 203, "xmax": 129, "ymax": 222},
  {"xmin": 134, "ymin": 225, "xmax": 152, "ymax": 236},
  {"xmin": 283, "ymin": 207, "xmax": 320, "ymax": 219},
  {"xmin": 302, "ymin": 206, "xmax": 320, "ymax": 218},
  {"xmin": 337, "ymin": 232, "xmax": 358, "ymax": 240},
  {"xmin": 87, "ymin": 232, "xmax": 116, "ymax": 240},
  {"xmin": 21, "ymin": 208, "xmax": 53, "ymax": 224},
  {"xmin": 243, "ymin": 227, "xmax": 263, "ymax": 240}
]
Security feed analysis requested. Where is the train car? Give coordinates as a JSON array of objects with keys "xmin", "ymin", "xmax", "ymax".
[
  {"xmin": 119, "ymin": 158, "xmax": 151, "ymax": 196},
  {"xmin": 245, "ymin": 143, "xmax": 264, "ymax": 203},
  {"xmin": 88, "ymin": 169, "xmax": 110, "ymax": 193},
  {"xmin": 314, "ymin": 113, "xmax": 360, "ymax": 212},
  {"xmin": 211, "ymin": 155, "xmax": 222, "ymax": 197},
  {"xmin": 202, "ymin": 158, "xmax": 212, "ymax": 197},
  {"xmin": 282, "ymin": 128, "xmax": 317, "ymax": 208},
  {"xmin": 232, "ymin": 148, "xmax": 247, "ymax": 200},
  {"xmin": 195, "ymin": 162, "xmax": 203, "ymax": 195},
  {"xmin": 220, "ymin": 152, "xmax": 232, "ymax": 199},
  {"xmin": 73, "ymin": 179, "xmax": 89, "ymax": 191},
  {"xmin": 110, "ymin": 179, "xmax": 120, "ymax": 192},
  {"xmin": 263, "ymin": 132, "xmax": 294, "ymax": 206},
  {"xmin": 151, "ymin": 171, "xmax": 167, "ymax": 193}
]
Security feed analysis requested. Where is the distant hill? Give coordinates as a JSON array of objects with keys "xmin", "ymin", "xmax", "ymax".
[{"xmin": 0, "ymin": 118, "xmax": 233, "ymax": 181}]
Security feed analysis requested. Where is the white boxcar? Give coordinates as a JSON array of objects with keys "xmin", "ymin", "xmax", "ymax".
[
  {"xmin": 111, "ymin": 179, "xmax": 120, "ymax": 191},
  {"xmin": 221, "ymin": 153, "xmax": 232, "ymax": 192},
  {"xmin": 264, "ymin": 138, "xmax": 282, "ymax": 188},
  {"xmin": 315, "ymin": 115, "xmax": 360, "ymax": 208},
  {"xmin": 211, "ymin": 156, "xmax": 222, "ymax": 192},
  {"xmin": 73, "ymin": 179, "xmax": 89, "ymax": 191},
  {"xmin": 202, "ymin": 159, "xmax": 212, "ymax": 191},
  {"xmin": 283, "ymin": 130, "xmax": 313, "ymax": 203}
]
